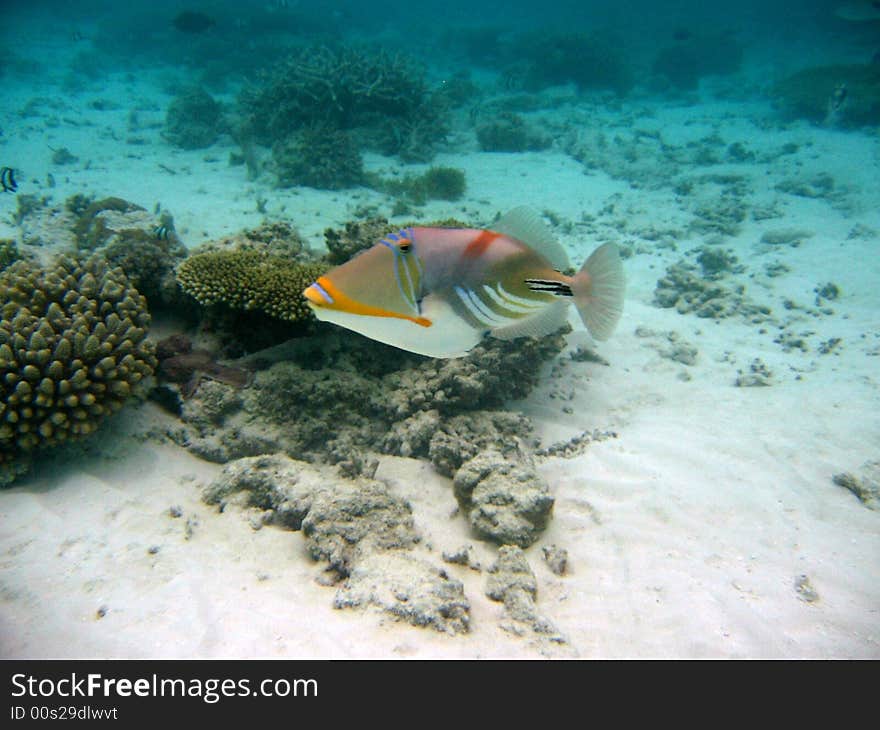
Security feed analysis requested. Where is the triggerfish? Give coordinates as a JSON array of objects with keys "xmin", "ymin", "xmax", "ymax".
[{"xmin": 303, "ymin": 207, "xmax": 625, "ymax": 358}]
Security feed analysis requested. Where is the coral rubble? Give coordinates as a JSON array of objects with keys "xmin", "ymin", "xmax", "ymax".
[{"xmin": 204, "ymin": 454, "xmax": 470, "ymax": 633}]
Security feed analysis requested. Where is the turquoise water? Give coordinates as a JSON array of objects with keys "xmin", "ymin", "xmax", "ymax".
[{"xmin": 0, "ymin": 1, "xmax": 878, "ymax": 658}]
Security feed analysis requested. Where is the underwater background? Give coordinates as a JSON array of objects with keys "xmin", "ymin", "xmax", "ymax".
[{"xmin": 0, "ymin": 0, "xmax": 878, "ymax": 658}]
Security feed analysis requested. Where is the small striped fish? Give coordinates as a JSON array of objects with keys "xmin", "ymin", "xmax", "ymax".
[{"xmin": 304, "ymin": 207, "xmax": 624, "ymax": 358}]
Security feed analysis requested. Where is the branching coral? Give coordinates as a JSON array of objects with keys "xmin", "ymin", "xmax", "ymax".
[
  {"xmin": 1, "ymin": 255, "xmax": 156, "ymax": 485},
  {"xmin": 240, "ymin": 44, "xmax": 449, "ymax": 162},
  {"xmin": 163, "ymin": 86, "xmax": 224, "ymax": 150},
  {"xmin": 272, "ymin": 125, "xmax": 363, "ymax": 190},
  {"xmin": 241, "ymin": 45, "xmax": 427, "ymax": 139},
  {"xmin": 176, "ymin": 250, "xmax": 327, "ymax": 323}
]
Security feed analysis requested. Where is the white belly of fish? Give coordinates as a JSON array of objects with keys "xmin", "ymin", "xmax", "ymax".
[{"xmin": 311, "ymin": 294, "xmax": 483, "ymax": 358}]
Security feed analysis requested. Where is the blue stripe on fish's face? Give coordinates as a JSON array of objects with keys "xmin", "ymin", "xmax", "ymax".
[
  {"xmin": 377, "ymin": 228, "xmax": 423, "ymax": 315},
  {"xmin": 303, "ymin": 228, "xmax": 427, "ymax": 325}
]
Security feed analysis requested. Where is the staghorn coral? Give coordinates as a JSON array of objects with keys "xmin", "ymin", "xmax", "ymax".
[
  {"xmin": 240, "ymin": 44, "xmax": 449, "ymax": 162},
  {"xmin": 176, "ymin": 250, "xmax": 326, "ymax": 324},
  {"xmin": 163, "ymin": 86, "xmax": 224, "ymax": 150},
  {"xmin": 1, "ymin": 255, "xmax": 156, "ymax": 486},
  {"xmin": 272, "ymin": 125, "xmax": 364, "ymax": 190},
  {"xmin": 241, "ymin": 45, "xmax": 428, "ymax": 140}
]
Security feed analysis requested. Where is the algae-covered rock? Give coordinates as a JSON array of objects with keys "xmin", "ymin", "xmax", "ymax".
[
  {"xmin": 203, "ymin": 453, "xmax": 470, "ymax": 633},
  {"xmin": 454, "ymin": 449, "xmax": 554, "ymax": 548},
  {"xmin": 832, "ymin": 460, "xmax": 880, "ymax": 510},
  {"xmin": 334, "ymin": 551, "xmax": 470, "ymax": 634},
  {"xmin": 302, "ymin": 479, "xmax": 420, "ymax": 575},
  {"xmin": 323, "ymin": 217, "xmax": 397, "ymax": 265},
  {"xmin": 1, "ymin": 255, "xmax": 156, "ymax": 485},
  {"xmin": 485, "ymin": 546, "xmax": 567, "ymax": 647}
]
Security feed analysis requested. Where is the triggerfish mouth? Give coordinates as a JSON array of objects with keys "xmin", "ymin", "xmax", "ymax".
[{"xmin": 303, "ymin": 207, "xmax": 625, "ymax": 358}]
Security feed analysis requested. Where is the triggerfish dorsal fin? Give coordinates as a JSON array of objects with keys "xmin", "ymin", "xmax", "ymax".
[{"xmin": 493, "ymin": 207, "xmax": 571, "ymax": 271}]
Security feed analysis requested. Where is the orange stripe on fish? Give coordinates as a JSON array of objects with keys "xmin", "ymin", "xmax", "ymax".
[
  {"xmin": 307, "ymin": 276, "xmax": 432, "ymax": 328},
  {"xmin": 462, "ymin": 230, "xmax": 500, "ymax": 259}
]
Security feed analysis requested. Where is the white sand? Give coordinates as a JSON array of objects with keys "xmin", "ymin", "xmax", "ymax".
[{"xmin": 1, "ymin": 59, "xmax": 879, "ymax": 658}]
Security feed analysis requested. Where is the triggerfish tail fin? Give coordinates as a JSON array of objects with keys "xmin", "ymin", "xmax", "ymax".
[{"xmin": 571, "ymin": 242, "xmax": 625, "ymax": 341}]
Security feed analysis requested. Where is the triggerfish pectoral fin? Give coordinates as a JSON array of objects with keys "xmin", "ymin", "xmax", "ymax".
[{"xmin": 570, "ymin": 243, "xmax": 625, "ymax": 341}]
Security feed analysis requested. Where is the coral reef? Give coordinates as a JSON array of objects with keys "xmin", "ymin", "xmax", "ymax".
[
  {"xmin": 476, "ymin": 112, "xmax": 551, "ymax": 152},
  {"xmin": 0, "ymin": 240, "xmax": 20, "ymax": 272},
  {"xmin": 518, "ymin": 31, "xmax": 634, "ymax": 95},
  {"xmin": 652, "ymin": 32, "xmax": 743, "ymax": 90},
  {"xmin": 170, "ymin": 325, "xmax": 568, "ymax": 545},
  {"xmin": 203, "ymin": 454, "xmax": 470, "ymax": 633},
  {"xmin": 66, "ymin": 195, "xmax": 187, "ymax": 309},
  {"xmin": 163, "ymin": 87, "xmax": 224, "ymax": 150},
  {"xmin": 774, "ymin": 64, "xmax": 880, "ymax": 127},
  {"xmin": 176, "ymin": 250, "xmax": 327, "ymax": 324},
  {"xmin": 323, "ymin": 217, "xmax": 399, "ymax": 265},
  {"xmin": 71, "ymin": 197, "xmax": 146, "ymax": 251},
  {"xmin": 272, "ymin": 125, "xmax": 363, "ymax": 189},
  {"xmin": 155, "ymin": 334, "xmax": 251, "ymax": 399},
  {"xmin": 1, "ymin": 255, "xmax": 156, "ymax": 486},
  {"xmin": 240, "ymin": 44, "xmax": 449, "ymax": 162}
]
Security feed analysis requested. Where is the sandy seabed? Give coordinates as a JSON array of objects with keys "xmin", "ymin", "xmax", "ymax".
[{"xmin": 1, "ymin": 59, "xmax": 878, "ymax": 658}]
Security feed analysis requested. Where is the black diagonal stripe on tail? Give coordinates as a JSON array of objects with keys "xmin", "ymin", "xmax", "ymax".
[{"xmin": 525, "ymin": 279, "xmax": 573, "ymax": 297}]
